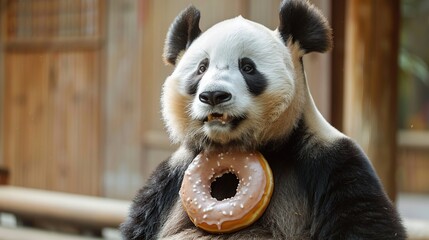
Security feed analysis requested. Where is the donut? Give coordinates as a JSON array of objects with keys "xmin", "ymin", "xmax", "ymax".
[{"xmin": 180, "ymin": 150, "xmax": 274, "ymax": 233}]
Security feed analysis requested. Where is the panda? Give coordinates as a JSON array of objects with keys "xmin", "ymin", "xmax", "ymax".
[{"xmin": 121, "ymin": 0, "xmax": 406, "ymax": 239}]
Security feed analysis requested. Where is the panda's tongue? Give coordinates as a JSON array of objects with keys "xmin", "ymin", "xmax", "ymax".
[{"xmin": 208, "ymin": 113, "xmax": 229, "ymax": 123}]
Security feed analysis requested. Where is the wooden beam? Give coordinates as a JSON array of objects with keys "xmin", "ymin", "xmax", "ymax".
[
  {"xmin": 343, "ymin": 0, "xmax": 400, "ymax": 201},
  {"xmin": 0, "ymin": 186, "xmax": 130, "ymax": 229},
  {"xmin": 4, "ymin": 38, "xmax": 104, "ymax": 52},
  {"xmin": 0, "ymin": 226, "xmax": 103, "ymax": 240}
]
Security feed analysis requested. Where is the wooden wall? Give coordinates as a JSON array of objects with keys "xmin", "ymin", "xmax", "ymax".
[{"xmin": 1, "ymin": 0, "xmax": 104, "ymax": 196}]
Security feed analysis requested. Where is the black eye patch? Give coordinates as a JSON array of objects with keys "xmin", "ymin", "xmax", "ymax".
[
  {"xmin": 239, "ymin": 58, "xmax": 267, "ymax": 96},
  {"xmin": 186, "ymin": 58, "xmax": 209, "ymax": 95}
]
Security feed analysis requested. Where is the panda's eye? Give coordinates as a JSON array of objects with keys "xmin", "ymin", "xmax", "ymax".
[
  {"xmin": 197, "ymin": 59, "xmax": 209, "ymax": 75},
  {"xmin": 198, "ymin": 65, "xmax": 207, "ymax": 74},
  {"xmin": 241, "ymin": 64, "xmax": 254, "ymax": 74}
]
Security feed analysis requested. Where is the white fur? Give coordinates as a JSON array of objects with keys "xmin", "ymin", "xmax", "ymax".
[{"xmin": 286, "ymin": 40, "xmax": 344, "ymax": 145}]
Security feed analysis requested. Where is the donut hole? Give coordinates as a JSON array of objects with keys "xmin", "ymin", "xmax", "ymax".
[{"xmin": 210, "ymin": 172, "xmax": 239, "ymax": 201}]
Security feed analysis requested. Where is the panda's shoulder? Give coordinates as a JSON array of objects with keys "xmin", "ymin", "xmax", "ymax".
[
  {"xmin": 303, "ymin": 135, "xmax": 374, "ymax": 174},
  {"xmin": 297, "ymin": 135, "xmax": 383, "ymax": 193}
]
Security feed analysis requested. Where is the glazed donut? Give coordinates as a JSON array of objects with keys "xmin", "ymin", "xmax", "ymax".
[{"xmin": 180, "ymin": 150, "xmax": 274, "ymax": 233}]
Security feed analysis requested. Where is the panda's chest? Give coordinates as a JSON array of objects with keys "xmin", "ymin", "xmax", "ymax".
[
  {"xmin": 261, "ymin": 170, "xmax": 312, "ymax": 238},
  {"xmin": 159, "ymin": 169, "xmax": 311, "ymax": 239}
]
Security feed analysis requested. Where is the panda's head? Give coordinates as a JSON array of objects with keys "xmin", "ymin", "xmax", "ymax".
[{"xmin": 161, "ymin": 0, "xmax": 332, "ymax": 150}]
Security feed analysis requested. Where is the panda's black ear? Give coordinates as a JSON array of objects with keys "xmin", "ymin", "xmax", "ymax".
[
  {"xmin": 163, "ymin": 6, "xmax": 202, "ymax": 65},
  {"xmin": 278, "ymin": 0, "xmax": 332, "ymax": 54}
]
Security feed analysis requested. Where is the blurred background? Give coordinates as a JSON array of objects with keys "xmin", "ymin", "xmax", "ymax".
[{"xmin": 0, "ymin": 0, "xmax": 428, "ymax": 239}]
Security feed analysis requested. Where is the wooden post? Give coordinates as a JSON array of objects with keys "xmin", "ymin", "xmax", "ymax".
[
  {"xmin": 330, "ymin": 1, "xmax": 346, "ymax": 131},
  {"xmin": 0, "ymin": 1, "xmax": 6, "ymax": 168},
  {"xmin": 343, "ymin": 0, "xmax": 400, "ymax": 201}
]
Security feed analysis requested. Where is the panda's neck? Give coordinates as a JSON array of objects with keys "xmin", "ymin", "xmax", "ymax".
[{"xmin": 302, "ymin": 77, "xmax": 344, "ymax": 144}]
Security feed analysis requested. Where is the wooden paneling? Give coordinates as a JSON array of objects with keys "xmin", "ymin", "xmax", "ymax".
[
  {"xmin": 3, "ymin": 51, "xmax": 101, "ymax": 195},
  {"xmin": 343, "ymin": 0, "xmax": 400, "ymax": 200},
  {"xmin": 1, "ymin": 0, "xmax": 103, "ymax": 196},
  {"xmin": 4, "ymin": 53, "xmax": 51, "ymax": 189}
]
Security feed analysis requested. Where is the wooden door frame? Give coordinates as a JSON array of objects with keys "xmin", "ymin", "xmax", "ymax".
[{"xmin": 0, "ymin": 0, "xmax": 7, "ymax": 168}]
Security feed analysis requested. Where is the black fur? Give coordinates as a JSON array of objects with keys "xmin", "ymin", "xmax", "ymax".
[
  {"xmin": 121, "ymin": 119, "xmax": 406, "ymax": 239},
  {"xmin": 120, "ymin": 159, "xmax": 190, "ymax": 240},
  {"xmin": 279, "ymin": 0, "xmax": 332, "ymax": 53},
  {"xmin": 261, "ymin": 120, "xmax": 406, "ymax": 239},
  {"xmin": 163, "ymin": 5, "xmax": 202, "ymax": 65},
  {"xmin": 239, "ymin": 58, "xmax": 268, "ymax": 96}
]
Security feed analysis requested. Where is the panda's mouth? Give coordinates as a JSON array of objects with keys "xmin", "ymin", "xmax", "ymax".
[
  {"xmin": 207, "ymin": 113, "xmax": 230, "ymax": 124},
  {"xmin": 204, "ymin": 113, "xmax": 245, "ymax": 126}
]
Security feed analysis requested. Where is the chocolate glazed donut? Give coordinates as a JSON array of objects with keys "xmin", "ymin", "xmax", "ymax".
[{"xmin": 180, "ymin": 150, "xmax": 274, "ymax": 233}]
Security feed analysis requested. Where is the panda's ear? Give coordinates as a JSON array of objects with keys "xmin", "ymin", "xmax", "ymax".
[
  {"xmin": 278, "ymin": 0, "xmax": 332, "ymax": 54},
  {"xmin": 163, "ymin": 6, "xmax": 202, "ymax": 65}
]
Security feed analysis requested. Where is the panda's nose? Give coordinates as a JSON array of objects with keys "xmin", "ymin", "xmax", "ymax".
[{"xmin": 199, "ymin": 91, "xmax": 232, "ymax": 106}]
